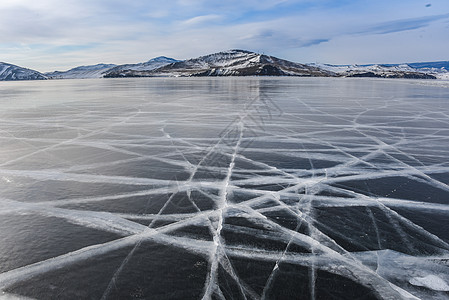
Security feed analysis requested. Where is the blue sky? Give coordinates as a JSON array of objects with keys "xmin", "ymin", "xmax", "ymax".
[{"xmin": 0, "ymin": 0, "xmax": 448, "ymax": 72}]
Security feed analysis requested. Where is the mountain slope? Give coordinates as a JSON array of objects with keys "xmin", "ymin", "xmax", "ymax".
[
  {"xmin": 45, "ymin": 64, "xmax": 117, "ymax": 79},
  {"xmin": 0, "ymin": 62, "xmax": 47, "ymax": 81},
  {"xmin": 105, "ymin": 50, "xmax": 335, "ymax": 78}
]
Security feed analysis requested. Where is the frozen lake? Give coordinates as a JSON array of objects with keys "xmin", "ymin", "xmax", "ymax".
[{"xmin": 0, "ymin": 77, "xmax": 448, "ymax": 299}]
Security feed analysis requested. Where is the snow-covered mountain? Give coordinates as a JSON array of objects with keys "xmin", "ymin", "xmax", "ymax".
[
  {"xmin": 309, "ymin": 62, "xmax": 448, "ymax": 79},
  {"xmin": 104, "ymin": 57, "xmax": 179, "ymax": 77},
  {"xmin": 45, "ymin": 64, "xmax": 117, "ymax": 79},
  {"xmin": 105, "ymin": 50, "xmax": 335, "ymax": 78},
  {"xmin": 0, "ymin": 62, "xmax": 47, "ymax": 81}
]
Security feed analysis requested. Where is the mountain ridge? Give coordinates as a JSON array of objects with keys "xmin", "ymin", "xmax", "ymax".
[{"xmin": 1, "ymin": 51, "xmax": 448, "ymax": 81}]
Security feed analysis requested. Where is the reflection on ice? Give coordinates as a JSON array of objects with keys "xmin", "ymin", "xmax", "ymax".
[{"xmin": 0, "ymin": 78, "xmax": 448, "ymax": 299}]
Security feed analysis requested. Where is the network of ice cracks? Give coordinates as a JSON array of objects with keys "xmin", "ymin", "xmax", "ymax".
[{"xmin": 0, "ymin": 78, "xmax": 448, "ymax": 300}]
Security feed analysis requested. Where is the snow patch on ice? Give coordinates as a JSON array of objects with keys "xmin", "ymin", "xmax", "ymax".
[{"xmin": 409, "ymin": 275, "xmax": 449, "ymax": 291}]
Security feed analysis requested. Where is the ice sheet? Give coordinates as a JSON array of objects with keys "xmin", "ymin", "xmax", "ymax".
[{"xmin": 0, "ymin": 78, "xmax": 448, "ymax": 299}]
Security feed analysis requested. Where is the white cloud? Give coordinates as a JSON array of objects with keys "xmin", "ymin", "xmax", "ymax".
[{"xmin": 181, "ymin": 14, "xmax": 223, "ymax": 26}]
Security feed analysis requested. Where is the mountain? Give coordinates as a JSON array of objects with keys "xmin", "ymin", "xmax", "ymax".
[
  {"xmin": 0, "ymin": 62, "xmax": 47, "ymax": 81},
  {"xmin": 104, "ymin": 57, "xmax": 179, "ymax": 77},
  {"xmin": 45, "ymin": 64, "xmax": 117, "ymax": 79},
  {"xmin": 104, "ymin": 50, "xmax": 335, "ymax": 78},
  {"xmin": 310, "ymin": 63, "xmax": 445, "ymax": 79}
]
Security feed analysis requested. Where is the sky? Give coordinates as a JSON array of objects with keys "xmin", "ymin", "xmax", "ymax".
[{"xmin": 0, "ymin": 0, "xmax": 448, "ymax": 72}]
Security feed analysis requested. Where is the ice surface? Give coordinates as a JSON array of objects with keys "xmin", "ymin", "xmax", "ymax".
[{"xmin": 0, "ymin": 78, "xmax": 448, "ymax": 299}]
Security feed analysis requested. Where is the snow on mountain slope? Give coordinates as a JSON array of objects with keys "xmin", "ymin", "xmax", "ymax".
[
  {"xmin": 0, "ymin": 62, "xmax": 47, "ymax": 81},
  {"xmin": 310, "ymin": 63, "xmax": 414, "ymax": 73},
  {"xmin": 45, "ymin": 64, "xmax": 117, "ymax": 79},
  {"xmin": 105, "ymin": 50, "xmax": 335, "ymax": 77},
  {"xmin": 168, "ymin": 50, "xmax": 262, "ymax": 70},
  {"xmin": 105, "ymin": 57, "xmax": 179, "ymax": 76},
  {"xmin": 309, "ymin": 62, "xmax": 447, "ymax": 79}
]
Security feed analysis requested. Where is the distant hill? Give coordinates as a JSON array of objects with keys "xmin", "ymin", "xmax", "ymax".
[
  {"xmin": 106, "ymin": 56, "xmax": 179, "ymax": 76},
  {"xmin": 0, "ymin": 62, "xmax": 47, "ymax": 81},
  {"xmin": 309, "ymin": 63, "xmax": 438, "ymax": 79},
  {"xmin": 44, "ymin": 57, "xmax": 178, "ymax": 79}
]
